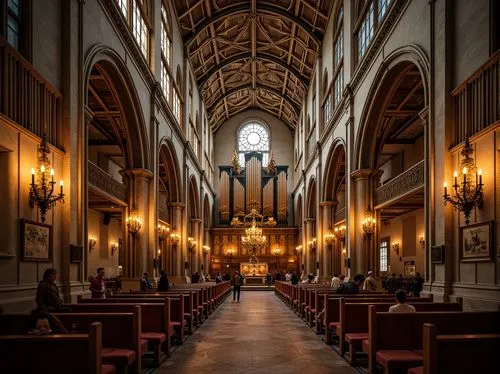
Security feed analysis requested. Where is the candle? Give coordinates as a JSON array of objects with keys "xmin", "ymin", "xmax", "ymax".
[
  {"xmin": 31, "ymin": 168, "xmax": 35, "ymax": 185},
  {"xmin": 60, "ymin": 180, "xmax": 64, "ymax": 195},
  {"xmin": 50, "ymin": 168, "xmax": 54, "ymax": 183},
  {"xmin": 443, "ymin": 181, "xmax": 448, "ymax": 196},
  {"xmin": 453, "ymin": 170, "xmax": 458, "ymax": 186}
]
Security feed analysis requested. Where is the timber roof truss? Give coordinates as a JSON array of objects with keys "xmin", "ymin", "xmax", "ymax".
[{"xmin": 172, "ymin": 0, "xmax": 333, "ymax": 131}]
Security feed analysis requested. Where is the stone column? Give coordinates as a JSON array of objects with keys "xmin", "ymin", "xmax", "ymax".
[
  {"xmin": 320, "ymin": 201, "xmax": 335, "ymax": 278},
  {"xmin": 190, "ymin": 218, "xmax": 201, "ymax": 273},
  {"xmin": 169, "ymin": 202, "xmax": 185, "ymax": 277},
  {"xmin": 351, "ymin": 169, "xmax": 378, "ymax": 275},
  {"xmin": 120, "ymin": 169, "xmax": 153, "ymax": 278},
  {"xmin": 304, "ymin": 218, "xmax": 315, "ymax": 275}
]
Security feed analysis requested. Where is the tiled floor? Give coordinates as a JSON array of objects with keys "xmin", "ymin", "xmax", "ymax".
[{"xmin": 155, "ymin": 291, "xmax": 356, "ymax": 374}]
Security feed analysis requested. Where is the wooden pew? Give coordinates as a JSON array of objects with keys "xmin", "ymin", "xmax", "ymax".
[
  {"xmin": 0, "ymin": 312, "xmax": 140, "ymax": 374},
  {"xmin": 67, "ymin": 303, "xmax": 168, "ymax": 366},
  {"xmin": 339, "ymin": 300, "xmax": 462, "ymax": 365},
  {"xmin": 322, "ymin": 295, "xmax": 433, "ymax": 344},
  {"xmin": 0, "ymin": 322, "xmax": 115, "ymax": 374},
  {"xmin": 367, "ymin": 308, "xmax": 500, "ymax": 374},
  {"xmin": 407, "ymin": 323, "xmax": 500, "ymax": 374}
]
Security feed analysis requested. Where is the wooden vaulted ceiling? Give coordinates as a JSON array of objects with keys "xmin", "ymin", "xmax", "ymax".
[{"xmin": 172, "ymin": 0, "xmax": 334, "ymax": 132}]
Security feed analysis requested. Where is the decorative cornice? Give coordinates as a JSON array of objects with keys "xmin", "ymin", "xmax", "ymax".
[
  {"xmin": 351, "ymin": 168, "xmax": 378, "ymax": 181},
  {"xmin": 120, "ymin": 168, "xmax": 154, "ymax": 181}
]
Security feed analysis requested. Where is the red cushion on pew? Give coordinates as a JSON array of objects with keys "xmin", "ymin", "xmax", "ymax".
[
  {"xmin": 101, "ymin": 348, "xmax": 136, "ymax": 365},
  {"xmin": 345, "ymin": 333, "xmax": 369, "ymax": 343},
  {"xmin": 141, "ymin": 332, "xmax": 166, "ymax": 343},
  {"xmin": 311, "ymin": 308, "xmax": 316, "ymax": 314},
  {"xmin": 408, "ymin": 367, "xmax": 423, "ymax": 374},
  {"xmin": 140, "ymin": 339, "xmax": 148, "ymax": 354},
  {"xmin": 328, "ymin": 322, "xmax": 339, "ymax": 330},
  {"xmin": 376, "ymin": 350, "xmax": 423, "ymax": 370},
  {"xmin": 102, "ymin": 364, "xmax": 116, "ymax": 374},
  {"xmin": 362, "ymin": 339, "xmax": 369, "ymax": 353}
]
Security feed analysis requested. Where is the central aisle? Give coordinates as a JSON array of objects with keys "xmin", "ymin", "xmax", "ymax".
[{"xmin": 156, "ymin": 291, "xmax": 357, "ymax": 374}]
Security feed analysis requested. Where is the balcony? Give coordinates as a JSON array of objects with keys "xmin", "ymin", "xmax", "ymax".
[
  {"xmin": 375, "ymin": 160, "xmax": 424, "ymax": 207},
  {"xmin": 0, "ymin": 37, "xmax": 62, "ymax": 148},
  {"xmin": 88, "ymin": 161, "xmax": 126, "ymax": 202}
]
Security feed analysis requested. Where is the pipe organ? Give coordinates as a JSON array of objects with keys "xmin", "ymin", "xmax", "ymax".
[{"xmin": 218, "ymin": 152, "xmax": 289, "ymax": 225}]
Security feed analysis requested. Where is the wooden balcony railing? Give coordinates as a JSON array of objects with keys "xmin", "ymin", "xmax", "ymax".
[
  {"xmin": 334, "ymin": 207, "xmax": 346, "ymax": 223},
  {"xmin": 375, "ymin": 160, "xmax": 424, "ymax": 206},
  {"xmin": 452, "ymin": 51, "xmax": 499, "ymax": 146},
  {"xmin": 88, "ymin": 161, "xmax": 127, "ymax": 202},
  {"xmin": 0, "ymin": 38, "xmax": 62, "ymax": 148}
]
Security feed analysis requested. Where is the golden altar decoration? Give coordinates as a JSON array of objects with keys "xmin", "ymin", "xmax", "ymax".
[{"xmin": 240, "ymin": 262, "xmax": 268, "ymax": 277}]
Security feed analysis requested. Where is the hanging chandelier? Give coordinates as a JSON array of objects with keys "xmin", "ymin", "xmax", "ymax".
[{"xmin": 241, "ymin": 209, "xmax": 267, "ymax": 263}]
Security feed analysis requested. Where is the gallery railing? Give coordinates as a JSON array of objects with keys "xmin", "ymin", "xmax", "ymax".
[
  {"xmin": 375, "ymin": 160, "xmax": 424, "ymax": 206},
  {"xmin": 88, "ymin": 161, "xmax": 127, "ymax": 202}
]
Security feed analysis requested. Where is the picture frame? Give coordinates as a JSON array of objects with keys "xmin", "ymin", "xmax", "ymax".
[
  {"xmin": 20, "ymin": 219, "xmax": 53, "ymax": 262},
  {"xmin": 70, "ymin": 245, "xmax": 83, "ymax": 263},
  {"xmin": 460, "ymin": 221, "xmax": 494, "ymax": 262},
  {"xmin": 431, "ymin": 245, "xmax": 444, "ymax": 264}
]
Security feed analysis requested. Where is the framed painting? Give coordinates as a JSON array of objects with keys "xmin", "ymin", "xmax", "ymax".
[
  {"xmin": 460, "ymin": 221, "xmax": 494, "ymax": 262},
  {"xmin": 20, "ymin": 219, "xmax": 53, "ymax": 262}
]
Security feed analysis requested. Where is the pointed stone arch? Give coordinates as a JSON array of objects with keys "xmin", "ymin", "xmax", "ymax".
[
  {"xmin": 306, "ymin": 177, "xmax": 317, "ymax": 219},
  {"xmin": 323, "ymin": 139, "xmax": 347, "ymax": 202},
  {"xmin": 158, "ymin": 139, "xmax": 182, "ymax": 203}
]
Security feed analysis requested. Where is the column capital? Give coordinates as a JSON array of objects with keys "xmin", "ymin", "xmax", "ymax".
[
  {"xmin": 351, "ymin": 168, "xmax": 381, "ymax": 181},
  {"xmin": 304, "ymin": 217, "xmax": 316, "ymax": 222},
  {"xmin": 190, "ymin": 218, "xmax": 202, "ymax": 223},
  {"xmin": 167, "ymin": 201, "xmax": 185, "ymax": 209},
  {"xmin": 320, "ymin": 201, "xmax": 337, "ymax": 207},
  {"xmin": 120, "ymin": 168, "xmax": 154, "ymax": 181}
]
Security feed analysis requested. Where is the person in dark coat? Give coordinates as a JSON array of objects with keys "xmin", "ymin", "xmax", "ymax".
[
  {"xmin": 291, "ymin": 272, "xmax": 299, "ymax": 285},
  {"xmin": 158, "ymin": 270, "xmax": 169, "ymax": 291},
  {"xmin": 36, "ymin": 268, "xmax": 64, "ymax": 312},
  {"xmin": 336, "ymin": 273, "xmax": 365, "ymax": 295}
]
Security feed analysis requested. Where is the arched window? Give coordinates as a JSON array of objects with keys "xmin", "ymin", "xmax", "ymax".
[
  {"xmin": 160, "ymin": 0, "xmax": 172, "ymax": 102},
  {"xmin": 333, "ymin": 6, "xmax": 344, "ymax": 108},
  {"xmin": 237, "ymin": 121, "xmax": 270, "ymax": 166}
]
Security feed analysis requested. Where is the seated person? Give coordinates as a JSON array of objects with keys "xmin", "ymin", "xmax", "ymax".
[
  {"xmin": 140, "ymin": 272, "xmax": 153, "ymax": 290},
  {"xmin": 336, "ymin": 273, "xmax": 365, "ymax": 294},
  {"xmin": 389, "ymin": 289, "xmax": 416, "ymax": 313}
]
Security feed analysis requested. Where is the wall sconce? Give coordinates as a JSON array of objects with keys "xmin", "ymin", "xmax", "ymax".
[
  {"xmin": 126, "ymin": 208, "xmax": 142, "ymax": 235},
  {"xmin": 342, "ymin": 248, "xmax": 347, "ymax": 255},
  {"xmin": 170, "ymin": 232, "xmax": 181, "ymax": 247},
  {"xmin": 392, "ymin": 242, "xmax": 400, "ymax": 255},
  {"xmin": 88, "ymin": 236, "xmax": 97, "ymax": 252},
  {"xmin": 188, "ymin": 237, "xmax": 197, "ymax": 252},
  {"xmin": 110, "ymin": 242, "xmax": 118, "ymax": 256},
  {"xmin": 362, "ymin": 210, "xmax": 376, "ymax": 235},
  {"xmin": 202, "ymin": 245, "xmax": 210, "ymax": 255},
  {"xmin": 29, "ymin": 134, "xmax": 64, "ymax": 223},
  {"xmin": 295, "ymin": 245, "xmax": 303, "ymax": 254},
  {"xmin": 324, "ymin": 231, "xmax": 336, "ymax": 245},
  {"xmin": 443, "ymin": 137, "xmax": 483, "ymax": 225},
  {"xmin": 334, "ymin": 224, "xmax": 346, "ymax": 242},
  {"xmin": 272, "ymin": 248, "xmax": 281, "ymax": 256},
  {"xmin": 158, "ymin": 224, "xmax": 170, "ymax": 242},
  {"xmin": 419, "ymin": 235, "xmax": 425, "ymax": 248},
  {"xmin": 308, "ymin": 238, "xmax": 317, "ymax": 252}
]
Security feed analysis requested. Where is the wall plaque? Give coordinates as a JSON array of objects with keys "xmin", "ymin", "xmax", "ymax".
[{"xmin": 431, "ymin": 245, "xmax": 444, "ymax": 264}]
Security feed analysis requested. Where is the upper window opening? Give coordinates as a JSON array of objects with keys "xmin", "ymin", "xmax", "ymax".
[{"xmin": 237, "ymin": 122, "xmax": 270, "ymax": 167}]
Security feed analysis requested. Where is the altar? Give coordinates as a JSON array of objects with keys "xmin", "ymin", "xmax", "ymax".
[
  {"xmin": 245, "ymin": 276, "xmax": 265, "ymax": 285},
  {"xmin": 240, "ymin": 262, "xmax": 268, "ymax": 277}
]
